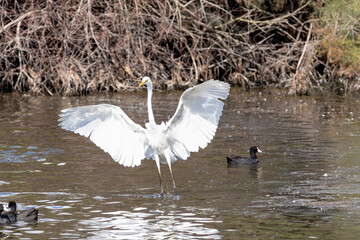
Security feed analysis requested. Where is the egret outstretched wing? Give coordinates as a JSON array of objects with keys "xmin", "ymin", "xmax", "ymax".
[
  {"xmin": 164, "ymin": 80, "xmax": 230, "ymax": 160},
  {"xmin": 58, "ymin": 104, "xmax": 149, "ymax": 167}
]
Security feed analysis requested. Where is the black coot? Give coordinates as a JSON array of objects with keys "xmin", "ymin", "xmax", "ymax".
[
  {"xmin": 227, "ymin": 146, "xmax": 262, "ymax": 166},
  {"xmin": 0, "ymin": 201, "xmax": 38, "ymax": 223},
  {"xmin": 0, "ymin": 204, "xmax": 10, "ymax": 224}
]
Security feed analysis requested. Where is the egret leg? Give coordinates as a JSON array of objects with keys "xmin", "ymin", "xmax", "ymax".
[
  {"xmin": 164, "ymin": 149, "xmax": 178, "ymax": 195},
  {"xmin": 155, "ymin": 156, "xmax": 163, "ymax": 196},
  {"xmin": 168, "ymin": 163, "xmax": 178, "ymax": 196}
]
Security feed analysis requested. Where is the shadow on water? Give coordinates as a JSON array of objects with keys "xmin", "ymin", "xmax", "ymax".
[{"xmin": 1, "ymin": 90, "xmax": 360, "ymax": 238}]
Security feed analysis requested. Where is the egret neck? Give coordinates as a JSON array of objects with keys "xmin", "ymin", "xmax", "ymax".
[{"xmin": 146, "ymin": 79, "xmax": 156, "ymax": 125}]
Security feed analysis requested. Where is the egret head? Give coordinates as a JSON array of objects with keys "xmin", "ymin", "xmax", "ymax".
[{"xmin": 139, "ymin": 76, "xmax": 151, "ymax": 87}]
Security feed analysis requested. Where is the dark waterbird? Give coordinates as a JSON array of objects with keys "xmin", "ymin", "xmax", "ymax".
[
  {"xmin": 0, "ymin": 201, "xmax": 38, "ymax": 223},
  {"xmin": 0, "ymin": 204, "xmax": 10, "ymax": 224},
  {"xmin": 227, "ymin": 146, "xmax": 262, "ymax": 166}
]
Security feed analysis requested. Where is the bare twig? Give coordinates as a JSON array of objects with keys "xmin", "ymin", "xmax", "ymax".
[
  {"xmin": 297, "ymin": 23, "xmax": 313, "ymax": 71},
  {"xmin": 0, "ymin": 10, "xmax": 34, "ymax": 34}
]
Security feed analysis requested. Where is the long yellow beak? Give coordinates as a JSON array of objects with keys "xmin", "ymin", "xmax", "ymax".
[{"xmin": 139, "ymin": 80, "xmax": 146, "ymax": 87}]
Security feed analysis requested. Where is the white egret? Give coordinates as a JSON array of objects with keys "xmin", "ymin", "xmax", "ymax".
[{"xmin": 59, "ymin": 77, "xmax": 230, "ymax": 195}]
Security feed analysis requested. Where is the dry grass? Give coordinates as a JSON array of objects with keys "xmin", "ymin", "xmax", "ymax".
[
  {"xmin": 0, "ymin": 0, "xmax": 356, "ymax": 95},
  {"xmin": 317, "ymin": 0, "xmax": 360, "ymax": 94}
]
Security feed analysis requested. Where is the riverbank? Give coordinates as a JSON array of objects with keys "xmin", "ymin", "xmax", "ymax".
[{"xmin": 0, "ymin": 0, "xmax": 359, "ymax": 95}]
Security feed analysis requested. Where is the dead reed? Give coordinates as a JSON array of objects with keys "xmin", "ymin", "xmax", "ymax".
[{"xmin": 0, "ymin": 0, "xmax": 358, "ymax": 95}]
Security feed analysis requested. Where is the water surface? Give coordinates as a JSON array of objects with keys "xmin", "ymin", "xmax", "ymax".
[{"xmin": 1, "ymin": 89, "xmax": 360, "ymax": 239}]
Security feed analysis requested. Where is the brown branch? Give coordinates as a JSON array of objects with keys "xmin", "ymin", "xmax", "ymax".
[
  {"xmin": 297, "ymin": 23, "xmax": 313, "ymax": 71},
  {"xmin": 0, "ymin": 10, "xmax": 35, "ymax": 34}
]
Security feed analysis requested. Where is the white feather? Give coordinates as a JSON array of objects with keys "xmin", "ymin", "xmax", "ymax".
[
  {"xmin": 164, "ymin": 80, "xmax": 230, "ymax": 161},
  {"xmin": 59, "ymin": 104, "xmax": 148, "ymax": 167}
]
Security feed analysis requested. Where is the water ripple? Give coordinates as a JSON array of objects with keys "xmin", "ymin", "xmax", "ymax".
[
  {"xmin": 0, "ymin": 144, "xmax": 63, "ymax": 163},
  {"xmin": 79, "ymin": 209, "xmax": 222, "ymax": 239}
]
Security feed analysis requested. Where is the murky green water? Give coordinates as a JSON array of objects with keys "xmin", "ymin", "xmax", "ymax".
[{"xmin": 1, "ymin": 89, "xmax": 360, "ymax": 239}]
